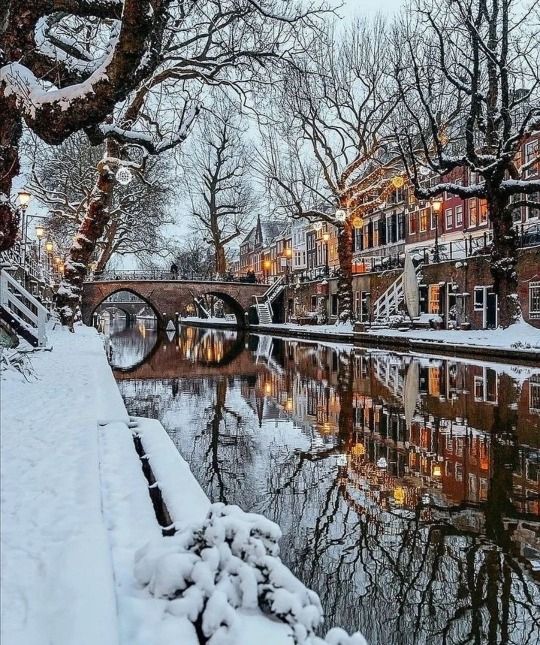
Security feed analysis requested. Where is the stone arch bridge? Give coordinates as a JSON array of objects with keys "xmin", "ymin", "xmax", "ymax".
[{"xmin": 81, "ymin": 277, "xmax": 269, "ymax": 328}]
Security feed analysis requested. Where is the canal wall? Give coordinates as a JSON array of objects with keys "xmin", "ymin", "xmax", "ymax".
[{"xmin": 181, "ymin": 319, "xmax": 540, "ymax": 366}]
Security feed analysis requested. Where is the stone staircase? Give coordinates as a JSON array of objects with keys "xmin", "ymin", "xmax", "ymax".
[{"xmin": 0, "ymin": 269, "xmax": 48, "ymax": 347}]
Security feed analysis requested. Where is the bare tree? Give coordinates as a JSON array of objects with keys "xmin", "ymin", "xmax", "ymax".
[
  {"xmin": 257, "ymin": 19, "xmax": 399, "ymax": 322},
  {"xmin": 182, "ymin": 108, "xmax": 255, "ymax": 276},
  {"xmin": 46, "ymin": 0, "xmax": 330, "ymax": 327},
  {"xmin": 392, "ymin": 0, "xmax": 540, "ymax": 327},
  {"xmin": 0, "ymin": 0, "xmax": 173, "ymax": 238},
  {"xmin": 30, "ymin": 133, "xmax": 174, "ymax": 270}
]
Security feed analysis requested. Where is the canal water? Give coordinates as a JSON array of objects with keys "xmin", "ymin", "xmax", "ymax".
[{"xmin": 105, "ymin": 319, "xmax": 540, "ymax": 644}]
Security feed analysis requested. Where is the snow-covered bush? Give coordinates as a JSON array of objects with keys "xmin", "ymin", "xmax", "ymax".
[{"xmin": 135, "ymin": 503, "xmax": 367, "ymax": 645}]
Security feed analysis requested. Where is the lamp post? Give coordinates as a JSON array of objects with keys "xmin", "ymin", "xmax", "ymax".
[
  {"xmin": 17, "ymin": 190, "xmax": 31, "ymax": 277},
  {"xmin": 432, "ymin": 199, "xmax": 443, "ymax": 263},
  {"xmin": 263, "ymin": 259, "xmax": 271, "ymax": 283},
  {"xmin": 45, "ymin": 239, "xmax": 53, "ymax": 275},
  {"xmin": 322, "ymin": 231, "xmax": 330, "ymax": 276},
  {"xmin": 284, "ymin": 246, "xmax": 292, "ymax": 283},
  {"xmin": 35, "ymin": 224, "xmax": 45, "ymax": 264}
]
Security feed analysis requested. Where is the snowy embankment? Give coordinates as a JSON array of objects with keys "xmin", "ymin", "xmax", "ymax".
[{"xmin": 1, "ymin": 325, "xmax": 366, "ymax": 645}]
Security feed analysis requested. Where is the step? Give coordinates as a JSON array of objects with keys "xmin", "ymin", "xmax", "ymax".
[{"xmin": 0, "ymin": 305, "xmax": 39, "ymax": 347}]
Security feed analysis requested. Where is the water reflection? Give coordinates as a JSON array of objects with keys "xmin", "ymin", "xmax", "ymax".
[{"xmin": 110, "ymin": 323, "xmax": 540, "ymax": 644}]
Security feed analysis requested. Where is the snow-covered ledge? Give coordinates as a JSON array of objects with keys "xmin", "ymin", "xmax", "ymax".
[{"xmin": 1, "ymin": 325, "xmax": 367, "ymax": 645}]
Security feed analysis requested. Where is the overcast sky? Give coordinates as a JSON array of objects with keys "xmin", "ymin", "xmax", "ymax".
[{"xmin": 331, "ymin": 0, "xmax": 404, "ymax": 18}]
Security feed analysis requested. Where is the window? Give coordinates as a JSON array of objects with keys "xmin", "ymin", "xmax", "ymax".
[
  {"xmin": 474, "ymin": 287, "xmax": 485, "ymax": 310},
  {"xmin": 360, "ymin": 291, "xmax": 370, "ymax": 322},
  {"xmin": 409, "ymin": 212, "xmax": 417, "ymax": 235},
  {"xmin": 428, "ymin": 285, "xmax": 440, "ymax": 314},
  {"xmin": 311, "ymin": 295, "xmax": 317, "ymax": 310},
  {"xmin": 445, "ymin": 208, "xmax": 453, "ymax": 230},
  {"xmin": 430, "ymin": 209, "xmax": 437, "ymax": 230},
  {"xmin": 479, "ymin": 199, "xmax": 488, "ymax": 224},
  {"xmin": 530, "ymin": 281, "xmax": 540, "ymax": 319},
  {"xmin": 527, "ymin": 192, "xmax": 540, "ymax": 220},
  {"xmin": 525, "ymin": 140, "xmax": 539, "ymax": 177},
  {"xmin": 531, "ymin": 375, "xmax": 540, "ymax": 413},
  {"xmin": 474, "ymin": 375, "xmax": 485, "ymax": 401},
  {"xmin": 455, "ymin": 205, "xmax": 463, "ymax": 226},
  {"xmin": 420, "ymin": 209, "xmax": 429, "ymax": 232},
  {"xmin": 354, "ymin": 291, "xmax": 360, "ymax": 316},
  {"xmin": 331, "ymin": 294, "xmax": 338, "ymax": 317},
  {"xmin": 469, "ymin": 200, "xmax": 478, "ymax": 227}
]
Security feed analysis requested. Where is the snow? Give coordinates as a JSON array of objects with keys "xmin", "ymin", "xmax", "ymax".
[
  {"xmin": 1, "ymin": 324, "xmax": 123, "ymax": 645},
  {"xmin": 369, "ymin": 318, "xmax": 540, "ymax": 353},
  {"xmin": 2, "ymin": 324, "xmax": 367, "ymax": 645}
]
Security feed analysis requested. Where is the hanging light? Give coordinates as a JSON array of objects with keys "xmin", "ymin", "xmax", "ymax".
[
  {"xmin": 35, "ymin": 225, "xmax": 45, "ymax": 239},
  {"xmin": 335, "ymin": 209, "xmax": 347, "ymax": 222},
  {"xmin": 352, "ymin": 216, "xmax": 364, "ymax": 229},
  {"xmin": 391, "ymin": 175, "xmax": 404, "ymax": 189}
]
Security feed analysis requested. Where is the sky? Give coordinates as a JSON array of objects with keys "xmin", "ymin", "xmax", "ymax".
[{"xmin": 337, "ymin": 0, "xmax": 404, "ymax": 17}]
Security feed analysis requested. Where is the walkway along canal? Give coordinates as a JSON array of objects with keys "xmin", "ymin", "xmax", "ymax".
[{"xmin": 105, "ymin": 320, "xmax": 540, "ymax": 645}]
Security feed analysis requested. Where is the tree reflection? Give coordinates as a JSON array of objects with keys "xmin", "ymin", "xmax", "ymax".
[{"xmin": 115, "ymin": 328, "xmax": 540, "ymax": 644}]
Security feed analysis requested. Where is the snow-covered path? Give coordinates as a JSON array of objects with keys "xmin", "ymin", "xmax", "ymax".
[{"xmin": 1, "ymin": 325, "xmax": 126, "ymax": 645}]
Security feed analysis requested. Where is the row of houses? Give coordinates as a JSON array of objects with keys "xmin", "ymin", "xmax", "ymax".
[{"xmin": 229, "ymin": 136, "xmax": 540, "ymax": 329}]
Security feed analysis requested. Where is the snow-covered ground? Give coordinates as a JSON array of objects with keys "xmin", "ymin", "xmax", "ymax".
[
  {"xmin": 1, "ymin": 324, "xmax": 366, "ymax": 645},
  {"xmin": 1, "ymin": 325, "xmax": 125, "ymax": 645},
  {"xmin": 369, "ymin": 318, "xmax": 540, "ymax": 352}
]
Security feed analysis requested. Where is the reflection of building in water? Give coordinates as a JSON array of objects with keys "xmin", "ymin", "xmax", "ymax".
[{"xmin": 245, "ymin": 342, "xmax": 539, "ymax": 522}]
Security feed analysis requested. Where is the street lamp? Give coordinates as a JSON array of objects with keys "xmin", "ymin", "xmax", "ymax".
[
  {"xmin": 17, "ymin": 189, "xmax": 31, "ymax": 209},
  {"xmin": 263, "ymin": 259, "xmax": 271, "ymax": 283},
  {"xmin": 322, "ymin": 231, "xmax": 330, "ymax": 276},
  {"xmin": 284, "ymin": 246, "xmax": 293, "ymax": 283},
  {"xmin": 432, "ymin": 198, "xmax": 443, "ymax": 263},
  {"xmin": 45, "ymin": 240, "xmax": 53, "ymax": 253},
  {"xmin": 17, "ymin": 190, "xmax": 32, "ymax": 277},
  {"xmin": 35, "ymin": 225, "xmax": 45, "ymax": 263}
]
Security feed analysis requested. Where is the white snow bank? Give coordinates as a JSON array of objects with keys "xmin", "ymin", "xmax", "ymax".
[
  {"xmin": 1, "ymin": 324, "xmax": 123, "ymax": 645},
  {"xmin": 369, "ymin": 318, "xmax": 540, "ymax": 351},
  {"xmin": 135, "ymin": 504, "xmax": 367, "ymax": 645}
]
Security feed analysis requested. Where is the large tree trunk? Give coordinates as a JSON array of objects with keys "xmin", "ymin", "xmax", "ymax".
[
  {"xmin": 488, "ymin": 192, "xmax": 520, "ymax": 328},
  {"xmin": 336, "ymin": 220, "xmax": 354, "ymax": 323},
  {"xmin": 56, "ymin": 142, "xmax": 118, "ymax": 328},
  {"xmin": 0, "ymin": 95, "xmax": 22, "ymax": 251},
  {"xmin": 215, "ymin": 244, "xmax": 227, "ymax": 275},
  {"xmin": 95, "ymin": 221, "xmax": 119, "ymax": 273}
]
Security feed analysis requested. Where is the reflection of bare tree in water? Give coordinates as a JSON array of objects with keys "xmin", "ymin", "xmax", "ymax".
[
  {"xmin": 257, "ymin": 355, "xmax": 540, "ymax": 645},
  {"xmin": 190, "ymin": 377, "xmax": 257, "ymax": 506}
]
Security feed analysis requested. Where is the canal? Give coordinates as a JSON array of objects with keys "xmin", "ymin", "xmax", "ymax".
[{"xmin": 105, "ymin": 319, "xmax": 540, "ymax": 644}]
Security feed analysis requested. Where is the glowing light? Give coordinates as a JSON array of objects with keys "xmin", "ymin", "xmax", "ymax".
[
  {"xmin": 351, "ymin": 442, "xmax": 365, "ymax": 456},
  {"xmin": 35, "ymin": 225, "xmax": 45, "ymax": 239},
  {"xmin": 391, "ymin": 175, "xmax": 404, "ymax": 189},
  {"xmin": 432, "ymin": 199, "xmax": 443, "ymax": 213},
  {"xmin": 433, "ymin": 464, "xmax": 442, "ymax": 477},
  {"xmin": 17, "ymin": 190, "xmax": 31, "ymax": 208},
  {"xmin": 393, "ymin": 487, "xmax": 406, "ymax": 505},
  {"xmin": 45, "ymin": 240, "xmax": 53, "ymax": 253},
  {"xmin": 322, "ymin": 232, "xmax": 330, "ymax": 242},
  {"xmin": 352, "ymin": 216, "xmax": 364, "ymax": 229},
  {"xmin": 264, "ymin": 382, "xmax": 272, "ymax": 395}
]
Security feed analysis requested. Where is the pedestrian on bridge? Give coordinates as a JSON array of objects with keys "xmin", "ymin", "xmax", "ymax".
[{"xmin": 171, "ymin": 262, "xmax": 179, "ymax": 279}]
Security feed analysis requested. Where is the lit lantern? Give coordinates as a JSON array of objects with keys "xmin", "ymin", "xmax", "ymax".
[
  {"xmin": 35, "ymin": 225, "xmax": 45, "ymax": 239},
  {"xmin": 45, "ymin": 240, "xmax": 53, "ymax": 253},
  {"xmin": 433, "ymin": 464, "xmax": 442, "ymax": 477},
  {"xmin": 391, "ymin": 175, "xmax": 404, "ymax": 189},
  {"xmin": 352, "ymin": 216, "xmax": 364, "ymax": 229},
  {"xmin": 351, "ymin": 442, "xmax": 365, "ymax": 456},
  {"xmin": 17, "ymin": 190, "xmax": 31, "ymax": 208}
]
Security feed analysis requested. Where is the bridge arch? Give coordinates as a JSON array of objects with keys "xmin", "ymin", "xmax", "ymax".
[
  {"xmin": 90, "ymin": 287, "xmax": 164, "ymax": 328},
  {"xmin": 203, "ymin": 291, "xmax": 248, "ymax": 328}
]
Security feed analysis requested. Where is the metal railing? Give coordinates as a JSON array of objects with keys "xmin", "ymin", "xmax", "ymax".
[
  {"xmin": 0, "ymin": 238, "xmax": 57, "ymax": 287},
  {"xmin": 87, "ymin": 269, "xmax": 270, "ymax": 284}
]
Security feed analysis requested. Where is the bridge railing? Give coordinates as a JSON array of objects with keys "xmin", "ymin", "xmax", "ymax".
[{"xmin": 87, "ymin": 270, "xmax": 270, "ymax": 284}]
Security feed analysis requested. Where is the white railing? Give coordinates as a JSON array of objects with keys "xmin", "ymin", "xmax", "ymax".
[
  {"xmin": 373, "ymin": 273, "xmax": 405, "ymax": 321},
  {"xmin": 0, "ymin": 269, "xmax": 48, "ymax": 346},
  {"xmin": 256, "ymin": 275, "xmax": 285, "ymax": 318}
]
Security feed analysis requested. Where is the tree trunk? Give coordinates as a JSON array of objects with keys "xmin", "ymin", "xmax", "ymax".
[
  {"xmin": 215, "ymin": 244, "xmax": 227, "ymax": 276},
  {"xmin": 336, "ymin": 220, "xmax": 354, "ymax": 323},
  {"xmin": 95, "ymin": 221, "xmax": 119, "ymax": 272},
  {"xmin": 0, "ymin": 95, "xmax": 22, "ymax": 251},
  {"xmin": 56, "ymin": 142, "xmax": 118, "ymax": 328},
  {"xmin": 488, "ymin": 192, "xmax": 520, "ymax": 328}
]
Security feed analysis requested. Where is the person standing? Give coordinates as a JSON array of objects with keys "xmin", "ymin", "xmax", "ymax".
[{"xmin": 170, "ymin": 262, "xmax": 179, "ymax": 279}]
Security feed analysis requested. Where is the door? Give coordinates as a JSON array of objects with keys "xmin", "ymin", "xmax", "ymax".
[{"xmin": 486, "ymin": 291, "xmax": 497, "ymax": 329}]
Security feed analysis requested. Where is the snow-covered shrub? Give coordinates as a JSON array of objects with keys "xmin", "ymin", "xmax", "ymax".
[{"xmin": 135, "ymin": 503, "xmax": 367, "ymax": 645}]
